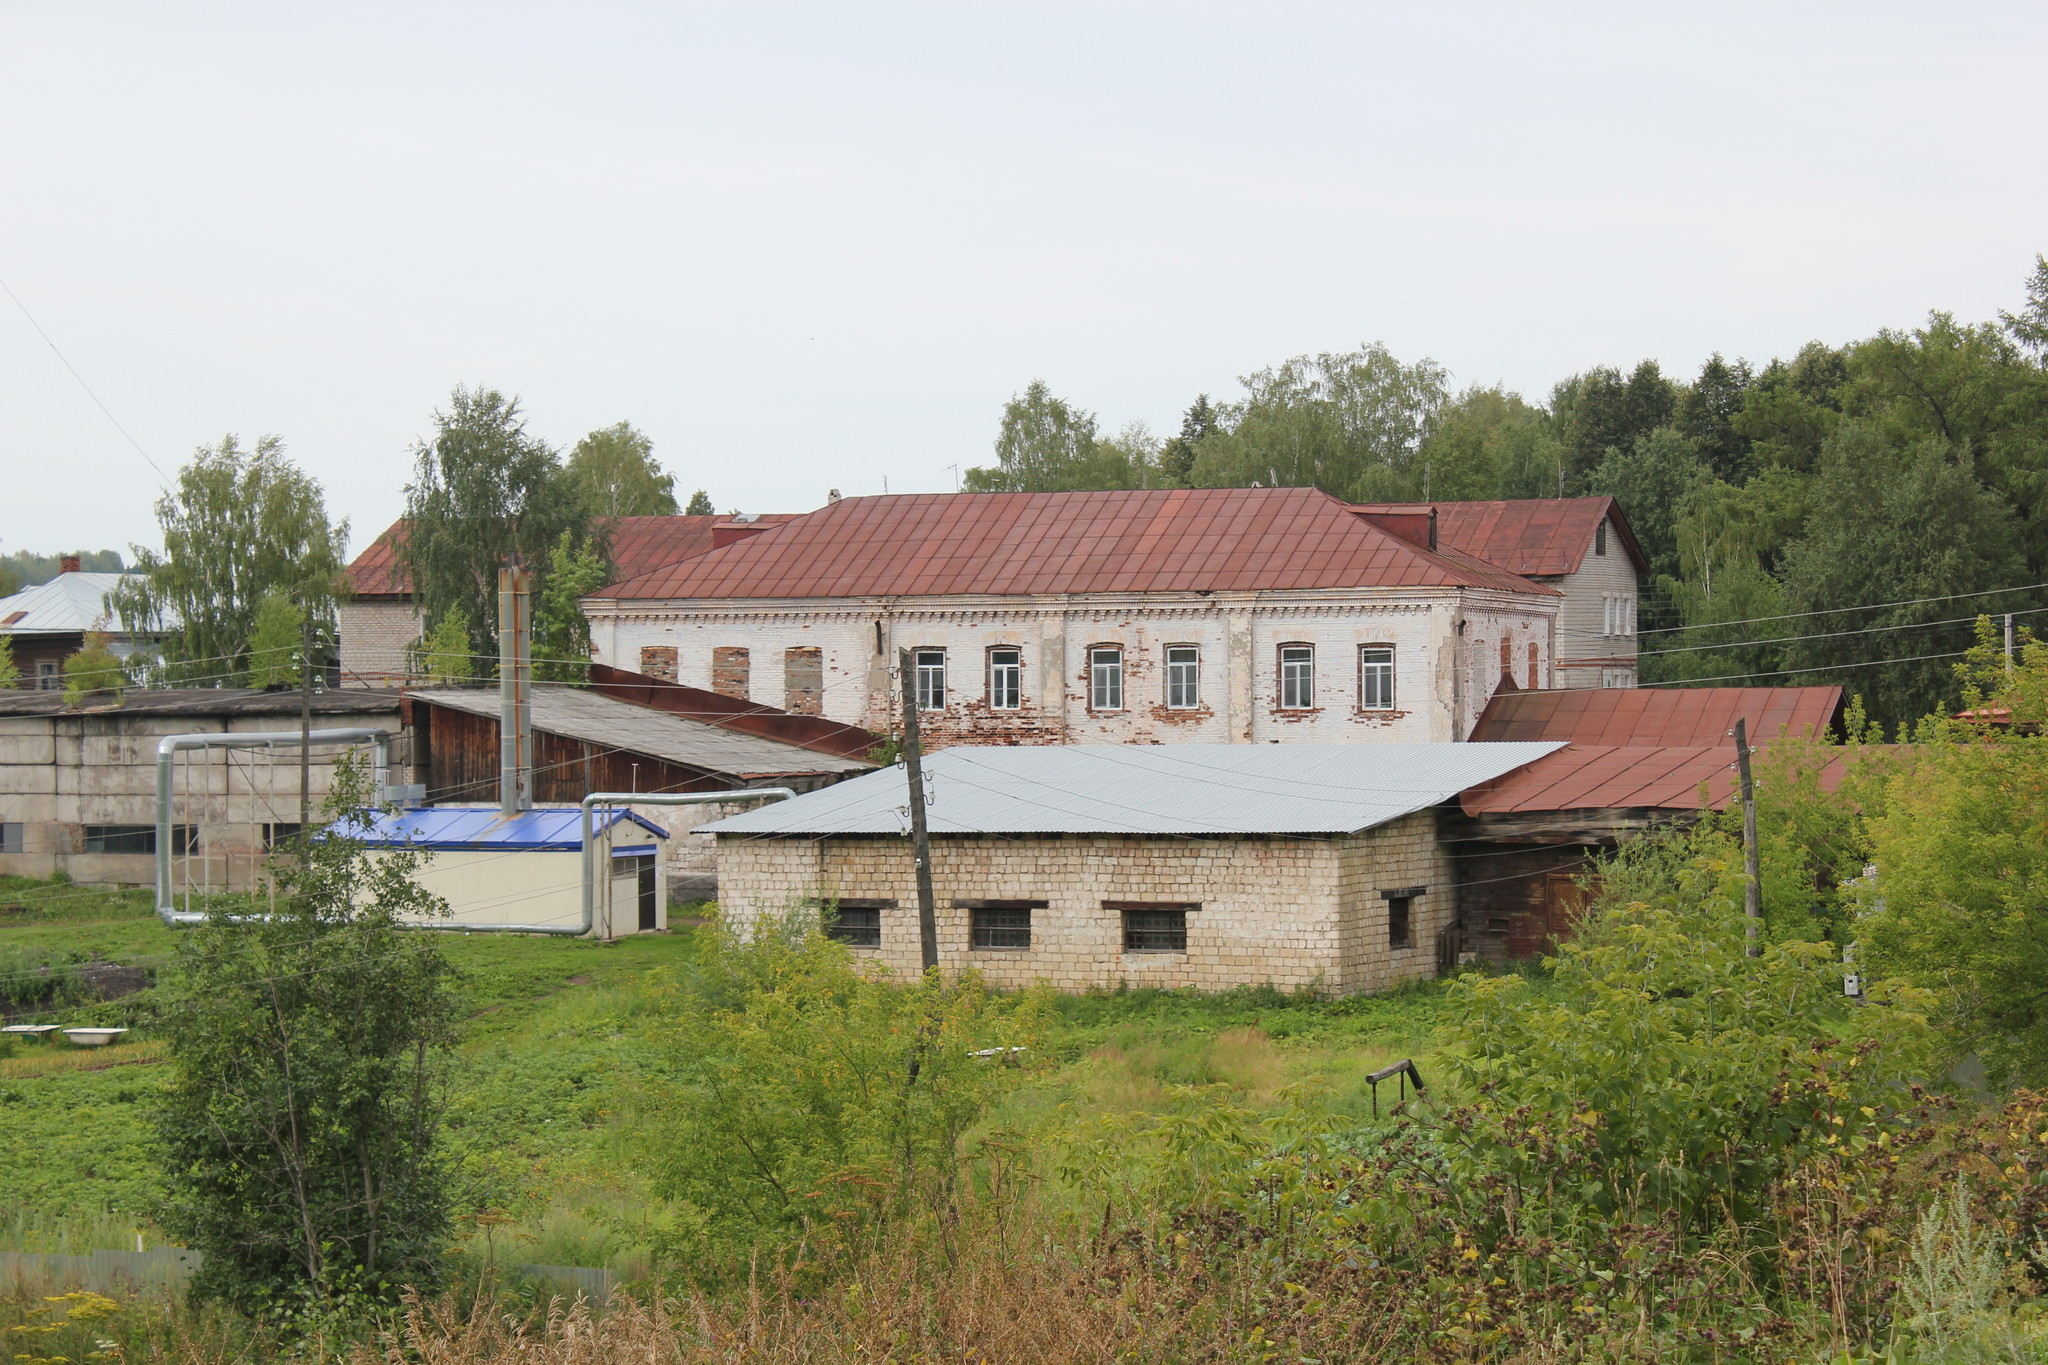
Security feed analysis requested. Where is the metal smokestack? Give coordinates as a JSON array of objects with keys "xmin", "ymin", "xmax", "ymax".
[{"xmin": 498, "ymin": 562, "xmax": 533, "ymax": 815}]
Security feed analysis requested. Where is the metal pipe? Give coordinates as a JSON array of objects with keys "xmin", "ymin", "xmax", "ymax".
[
  {"xmin": 155, "ymin": 728, "xmax": 392, "ymax": 925},
  {"xmin": 498, "ymin": 565, "xmax": 533, "ymax": 816}
]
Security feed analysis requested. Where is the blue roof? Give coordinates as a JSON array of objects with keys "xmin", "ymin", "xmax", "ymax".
[{"xmin": 336, "ymin": 806, "xmax": 669, "ymax": 852}]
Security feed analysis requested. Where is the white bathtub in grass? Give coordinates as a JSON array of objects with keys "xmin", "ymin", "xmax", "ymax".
[{"xmin": 63, "ymin": 1027, "xmax": 128, "ymax": 1046}]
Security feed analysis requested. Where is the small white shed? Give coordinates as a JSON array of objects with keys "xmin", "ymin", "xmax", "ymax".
[{"xmin": 348, "ymin": 806, "xmax": 670, "ymax": 938}]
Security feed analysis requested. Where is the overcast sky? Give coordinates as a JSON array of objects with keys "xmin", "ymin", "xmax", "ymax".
[{"xmin": 3, "ymin": 1, "xmax": 2043, "ymax": 560}]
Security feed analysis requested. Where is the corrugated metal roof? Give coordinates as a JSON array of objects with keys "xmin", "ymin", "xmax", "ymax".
[
  {"xmin": 704, "ymin": 742, "xmax": 1564, "ymax": 837},
  {"xmin": 345, "ymin": 515, "xmax": 801, "ymax": 596},
  {"xmin": 1469, "ymin": 686, "xmax": 1844, "ymax": 746},
  {"xmin": 0, "ymin": 688, "xmax": 402, "ymax": 719},
  {"xmin": 409, "ymin": 686, "xmax": 873, "ymax": 778},
  {"xmin": 342, "ymin": 805, "xmax": 667, "ymax": 850},
  {"xmin": 597, "ymin": 489, "xmax": 1558, "ymax": 601},
  {"xmin": 1348, "ymin": 498, "xmax": 1647, "ymax": 576},
  {"xmin": 1459, "ymin": 740, "xmax": 1879, "ymax": 815},
  {"xmin": 0, "ymin": 572, "xmax": 174, "ymax": 636}
]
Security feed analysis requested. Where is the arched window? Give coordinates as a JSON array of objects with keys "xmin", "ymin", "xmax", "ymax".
[
  {"xmin": 1164, "ymin": 645, "xmax": 1200, "ymax": 709},
  {"xmin": 987, "ymin": 647, "xmax": 1022, "ymax": 710},
  {"xmin": 1358, "ymin": 644, "xmax": 1395, "ymax": 710}
]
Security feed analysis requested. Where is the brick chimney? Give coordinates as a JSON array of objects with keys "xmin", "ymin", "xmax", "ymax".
[{"xmin": 59, "ymin": 554, "xmax": 80, "ymax": 575}]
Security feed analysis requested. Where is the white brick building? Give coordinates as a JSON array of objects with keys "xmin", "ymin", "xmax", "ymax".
[{"xmin": 584, "ymin": 488, "xmax": 1633, "ymax": 749}]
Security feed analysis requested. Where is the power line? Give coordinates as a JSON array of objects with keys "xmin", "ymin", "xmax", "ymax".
[{"xmin": 0, "ymin": 273, "xmax": 169, "ymax": 483}]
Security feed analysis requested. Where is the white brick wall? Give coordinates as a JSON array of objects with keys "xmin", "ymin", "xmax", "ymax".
[
  {"xmin": 713, "ymin": 811, "xmax": 1453, "ymax": 994},
  {"xmin": 590, "ymin": 589, "xmax": 1559, "ymax": 749},
  {"xmin": 337, "ymin": 600, "xmax": 422, "ymax": 686}
]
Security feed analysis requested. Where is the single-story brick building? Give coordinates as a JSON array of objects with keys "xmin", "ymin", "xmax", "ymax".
[{"xmin": 705, "ymin": 742, "xmax": 1559, "ymax": 994}]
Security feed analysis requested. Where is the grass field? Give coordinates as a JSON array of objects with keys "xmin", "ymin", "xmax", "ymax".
[{"xmin": 0, "ymin": 873, "xmax": 1457, "ymax": 1271}]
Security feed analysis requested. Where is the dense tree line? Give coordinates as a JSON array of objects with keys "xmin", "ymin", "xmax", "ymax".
[{"xmin": 967, "ymin": 257, "xmax": 2048, "ymax": 729}]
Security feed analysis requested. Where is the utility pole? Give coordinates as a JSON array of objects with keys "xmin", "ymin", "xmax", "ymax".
[
  {"xmin": 299, "ymin": 610, "xmax": 314, "ymax": 831},
  {"xmin": 898, "ymin": 647, "xmax": 939, "ymax": 973},
  {"xmin": 1733, "ymin": 717, "xmax": 1761, "ymax": 957},
  {"xmin": 2007, "ymin": 612, "xmax": 2017, "ymax": 674}
]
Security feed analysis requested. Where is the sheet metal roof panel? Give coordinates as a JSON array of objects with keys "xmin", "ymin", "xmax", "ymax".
[
  {"xmin": 409, "ymin": 686, "xmax": 872, "ymax": 777},
  {"xmin": 346, "ymin": 515, "xmax": 802, "ymax": 596},
  {"xmin": 341, "ymin": 805, "xmax": 668, "ymax": 850},
  {"xmin": 705, "ymin": 742, "xmax": 1564, "ymax": 837},
  {"xmin": 1469, "ymin": 687, "xmax": 1844, "ymax": 746},
  {"xmin": 0, "ymin": 572, "xmax": 174, "ymax": 636},
  {"xmin": 602, "ymin": 489, "xmax": 1558, "ymax": 600},
  {"xmin": 1347, "ymin": 498, "xmax": 1646, "ymax": 575}
]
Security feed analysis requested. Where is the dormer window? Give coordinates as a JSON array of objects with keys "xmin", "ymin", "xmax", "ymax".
[{"xmin": 1595, "ymin": 521, "xmax": 1608, "ymax": 556}]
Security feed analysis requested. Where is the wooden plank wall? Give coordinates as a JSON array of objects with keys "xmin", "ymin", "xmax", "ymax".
[
  {"xmin": 1452, "ymin": 843, "xmax": 1597, "ymax": 962},
  {"xmin": 417, "ymin": 704, "xmax": 738, "ymax": 804}
]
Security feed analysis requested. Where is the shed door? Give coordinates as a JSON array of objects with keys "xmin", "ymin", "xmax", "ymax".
[{"xmin": 637, "ymin": 858, "xmax": 658, "ymax": 931}]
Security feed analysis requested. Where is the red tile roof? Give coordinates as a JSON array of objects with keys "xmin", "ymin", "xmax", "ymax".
[
  {"xmin": 596, "ymin": 489, "xmax": 1558, "ymax": 600},
  {"xmin": 1348, "ymin": 497, "xmax": 1647, "ymax": 575},
  {"xmin": 345, "ymin": 515, "xmax": 799, "ymax": 596},
  {"xmin": 1469, "ymin": 686, "xmax": 1844, "ymax": 746}
]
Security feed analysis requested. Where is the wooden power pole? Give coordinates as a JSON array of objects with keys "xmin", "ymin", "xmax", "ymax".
[
  {"xmin": 299, "ymin": 610, "xmax": 315, "ymax": 830},
  {"xmin": 1733, "ymin": 717, "xmax": 1761, "ymax": 957},
  {"xmin": 898, "ymin": 647, "xmax": 939, "ymax": 972}
]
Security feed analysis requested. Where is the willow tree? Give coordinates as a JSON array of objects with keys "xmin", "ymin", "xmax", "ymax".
[
  {"xmin": 398, "ymin": 386, "xmax": 591, "ymax": 669},
  {"xmin": 110, "ymin": 436, "xmax": 345, "ymax": 685}
]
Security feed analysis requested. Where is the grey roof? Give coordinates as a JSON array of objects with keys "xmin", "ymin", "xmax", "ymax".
[
  {"xmin": 703, "ymin": 742, "xmax": 1565, "ymax": 837},
  {"xmin": 0, "ymin": 572, "xmax": 174, "ymax": 636},
  {"xmin": 410, "ymin": 686, "xmax": 873, "ymax": 779},
  {"xmin": 0, "ymin": 688, "xmax": 403, "ymax": 719}
]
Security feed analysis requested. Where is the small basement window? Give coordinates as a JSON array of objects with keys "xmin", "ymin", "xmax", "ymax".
[
  {"xmin": 956, "ymin": 898, "xmax": 1046, "ymax": 950},
  {"xmin": 1382, "ymin": 886, "xmax": 1424, "ymax": 950},
  {"xmin": 818, "ymin": 898, "xmax": 894, "ymax": 948},
  {"xmin": 0, "ymin": 823, "xmax": 22, "ymax": 855},
  {"xmin": 1110, "ymin": 901, "xmax": 1196, "ymax": 952}
]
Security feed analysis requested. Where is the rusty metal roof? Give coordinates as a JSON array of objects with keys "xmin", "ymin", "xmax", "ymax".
[
  {"xmin": 597, "ymin": 489, "xmax": 1557, "ymax": 601},
  {"xmin": 1460, "ymin": 745, "xmax": 1734, "ymax": 814},
  {"xmin": 1346, "ymin": 497, "xmax": 1646, "ymax": 576},
  {"xmin": 345, "ymin": 515, "xmax": 800, "ymax": 596},
  {"xmin": 1469, "ymin": 686, "xmax": 1844, "ymax": 745}
]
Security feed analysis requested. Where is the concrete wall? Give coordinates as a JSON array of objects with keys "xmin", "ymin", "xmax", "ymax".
[
  {"xmin": 1552, "ymin": 515, "xmax": 1641, "ymax": 689},
  {"xmin": 713, "ymin": 811, "xmax": 1453, "ymax": 994},
  {"xmin": 590, "ymin": 589, "xmax": 1558, "ymax": 749},
  {"xmin": 0, "ymin": 706, "xmax": 405, "ymax": 887}
]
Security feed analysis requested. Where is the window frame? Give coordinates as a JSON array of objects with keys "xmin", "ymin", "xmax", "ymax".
[
  {"xmin": 1088, "ymin": 645, "xmax": 1124, "ymax": 711},
  {"xmin": 817, "ymin": 897, "xmax": 893, "ymax": 949},
  {"xmin": 1278, "ymin": 643, "xmax": 1315, "ymax": 710},
  {"xmin": 83, "ymin": 823, "xmax": 196, "ymax": 856},
  {"xmin": 1595, "ymin": 520, "xmax": 1608, "ymax": 556},
  {"xmin": 987, "ymin": 647, "xmax": 1022, "ymax": 711},
  {"xmin": 1382, "ymin": 885, "xmax": 1424, "ymax": 950},
  {"xmin": 1358, "ymin": 644, "xmax": 1396, "ymax": 711},
  {"xmin": 0, "ymin": 822, "xmax": 22, "ymax": 855},
  {"xmin": 1164, "ymin": 644, "xmax": 1201, "ymax": 709},
  {"xmin": 955, "ymin": 898, "xmax": 1045, "ymax": 951},
  {"xmin": 36, "ymin": 661, "xmax": 59, "ymax": 691},
  {"xmin": 1108, "ymin": 900, "xmax": 1196, "ymax": 953},
  {"xmin": 913, "ymin": 648, "xmax": 947, "ymax": 711}
]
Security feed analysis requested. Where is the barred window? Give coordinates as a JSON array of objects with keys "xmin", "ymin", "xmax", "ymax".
[
  {"xmin": 1165, "ymin": 645, "xmax": 1200, "ymax": 709},
  {"xmin": 1112, "ymin": 901, "xmax": 1195, "ymax": 952},
  {"xmin": 1359, "ymin": 645, "xmax": 1395, "ymax": 710},
  {"xmin": 958, "ymin": 898, "xmax": 1045, "ymax": 950},
  {"xmin": 914, "ymin": 649, "xmax": 946, "ymax": 710},
  {"xmin": 1089, "ymin": 647, "xmax": 1124, "ymax": 710},
  {"xmin": 821, "ymin": 899, "xmax": 891, "ymax": 948},
  {"xmin": 1279, "ymin": 644, "xmax": 1314, "ymax": 709},
  {"xmin": 988, "ymin": 648, "xmax": 1022, "ymax": 710}
]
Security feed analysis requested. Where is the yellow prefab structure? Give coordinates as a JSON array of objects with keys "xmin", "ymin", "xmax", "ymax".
[{"xmin": 349, "ymin": 806, "xmax": 669, "ymax": 938}]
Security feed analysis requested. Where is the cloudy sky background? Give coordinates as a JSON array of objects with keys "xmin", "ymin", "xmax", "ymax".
[{"xmin": 3, "ymin": 1, "xmax": 2043, "ymax": 558}]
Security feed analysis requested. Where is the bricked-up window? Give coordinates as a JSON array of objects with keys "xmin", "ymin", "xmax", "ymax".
[
  {"xmin": 1359, "ymin": 644, "xmax": 1395, "ymax": 710},
  {"xmin": 85, "ymin": 824, "xmax": 196, "ymax": 855},
  {"xmin": 1165, "ymin": 645, "xmax": 1200, "ymax": 708},
  {"xmin": 914, "ymin": 649, "xmax": 946, "ymax": 710},
  {"xmin": 1089, "ymin": 647, "xmax": 1123, "ymax": 710},
  {"xmin": 1279, "ymin": 644, "xmax": 1314, "ymax": 709},
  {"xmin": 1382, "ymin": 886, "xmax": 1423, "ymax": 949},
  {"xmin": 1110, "ymin": 901, "xmax": 1195, "ymax": 952},
  {"xmin": 712, "ymin": 646, "xmax": 751, "ymax": 699},
  {"xmin": 1527, "ymin": 642, "xmax": 1540, "ymax": 689},
  {"xmin": 818, "ymin": 898, "xmax": 893, "ymax": 948},
  {"xmin": 988, "ymin": 648, "xmax": 1022, "ymax": 709},
  {"xmin": 784, "ymin": 646, "xmax": 823, "ymax": 715},
  {"xmin": 957, "ymin": 898, "xmax": 1045, "ymax": 950},
  {"xmin": 639, "ymin": 645, "xmax": 678, "ymax": 682}
]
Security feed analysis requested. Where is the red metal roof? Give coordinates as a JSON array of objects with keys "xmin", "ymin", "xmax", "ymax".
[
  {"xmin": 1348, "ymin": 497, "xmax": 1647, "ymax": 575},
  {"xmin": 596, "ymin": 489, "xmax": 1558, "ymax": 600},
  {"xmin": 1469, "ymin": 686, "xmax": 1844, "ymax": 746},
  {"xmin": 587, "ymin": 663, "xmax": 879, "ymax": 760},
  {"xmin": 345, "ymin": 515, "xmax": 799, "ymax": 596},
  {"xmin": 1460, "ymin": 745, "xmax": 1734, "ymax": 814}
]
